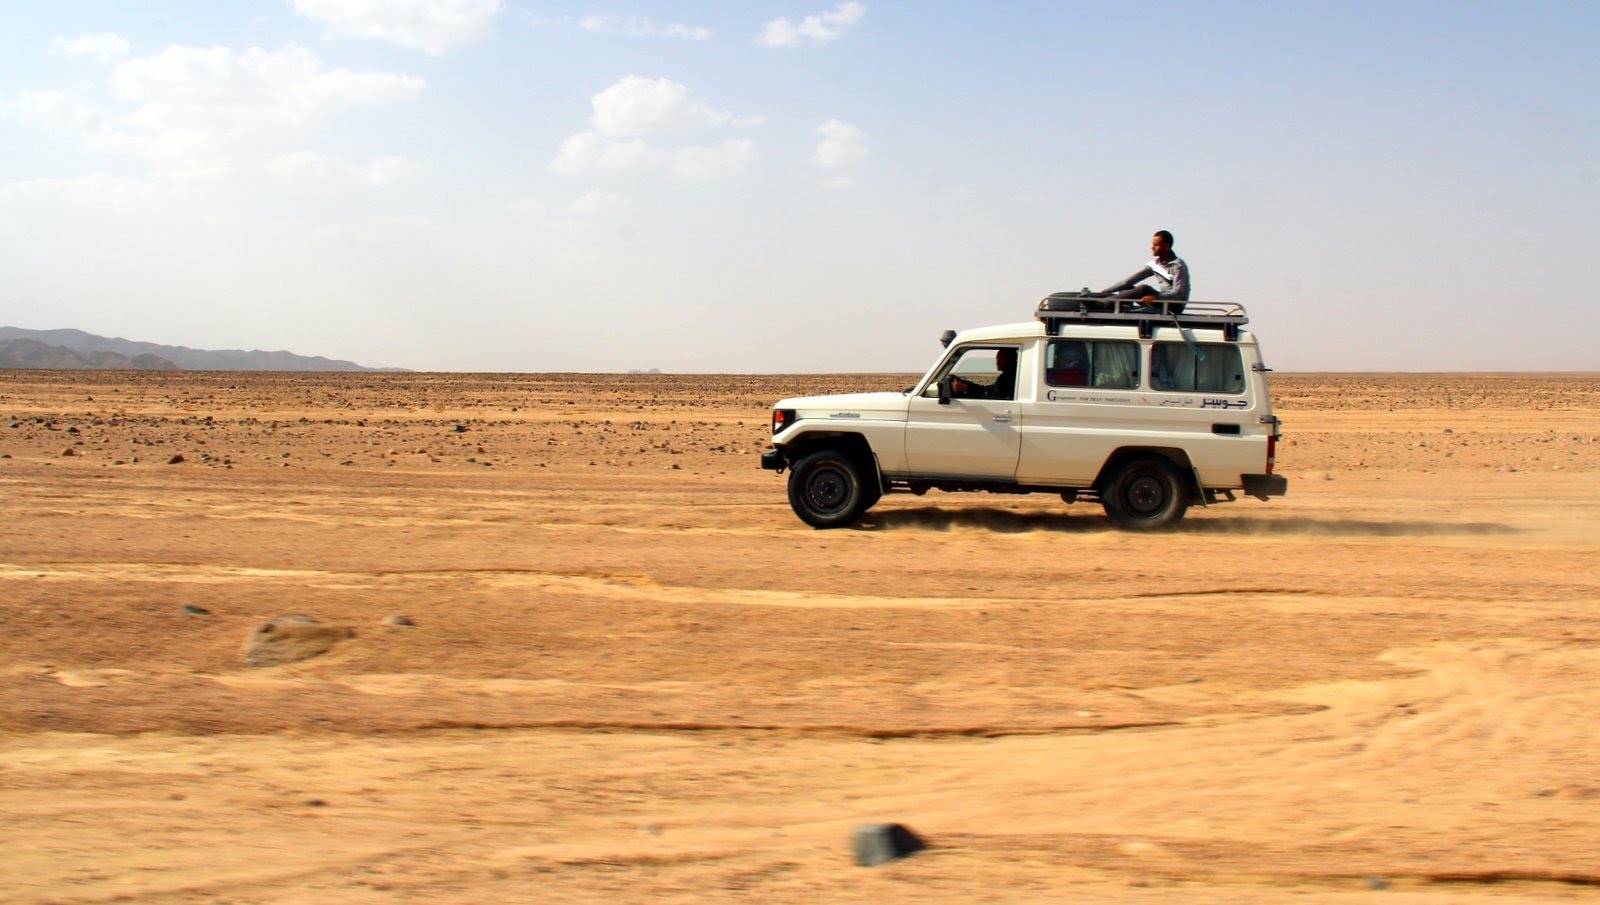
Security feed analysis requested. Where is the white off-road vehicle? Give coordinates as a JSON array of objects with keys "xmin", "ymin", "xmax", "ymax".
[{"xmin": 760, "ymin": 295, "xmax": 1287, "ymax": 529}]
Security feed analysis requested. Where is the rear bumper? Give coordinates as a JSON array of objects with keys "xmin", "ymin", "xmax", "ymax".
[
  {"xmin": 760, "ymin": 448, "xmax": 786, "ymax": 471},
  {"xmin": 1241, "ymin": 473, "xmax": 1288, "ymax": 500}
]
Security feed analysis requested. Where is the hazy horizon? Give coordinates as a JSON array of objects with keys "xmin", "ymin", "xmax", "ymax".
[{"xmin": 3, "ymin": 2, "xmax": 1596, "ymax": 374}]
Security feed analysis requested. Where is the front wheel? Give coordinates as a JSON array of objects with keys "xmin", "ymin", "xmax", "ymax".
[
  {"xmin": 1101, "ymin": 456, "xmax": 1189, "ymax": 530},
  {"xmin": 787, "ymin": 449, "xmax": 869, "ymax": 529}
]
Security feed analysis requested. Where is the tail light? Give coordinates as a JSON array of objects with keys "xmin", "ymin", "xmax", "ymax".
[{"xmin": 1265, "ymin": 433, "xmax": 1277, "ymax": 474}]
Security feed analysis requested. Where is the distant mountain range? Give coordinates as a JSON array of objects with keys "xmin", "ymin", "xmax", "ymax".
[{"xmin": 0, "ymin": 327, "xmax": 404, "ymax": 372}]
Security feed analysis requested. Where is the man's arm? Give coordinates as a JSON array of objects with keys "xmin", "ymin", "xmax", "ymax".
[
  {"xmin": 1151, "ymin": 259, "xmax": 1190, "ymax": 300},
  {"xmin": 1100, "ymin": 266, "xmax": 1153, "ymax": 294}
]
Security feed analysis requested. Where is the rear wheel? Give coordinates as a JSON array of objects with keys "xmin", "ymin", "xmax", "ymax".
[
  {"xmin": 787, "ymin": 449, "xmax": 870, "ymax": 529},
  {"xmin": 1101, "ymin": 456, "xmax": 1189, "ymax": 530}
]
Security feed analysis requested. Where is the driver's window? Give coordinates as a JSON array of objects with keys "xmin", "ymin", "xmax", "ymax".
[{"xmin": 923, "ymin": 346, "xmax": 1017, "ymax": 401}]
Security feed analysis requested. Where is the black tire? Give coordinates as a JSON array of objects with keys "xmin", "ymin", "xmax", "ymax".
[
  {"xmin": 861, "ymin": 478, "xmax": 883, "ymax": 511},
  {"xmin": 1100, "ymin": 456, "xmax": 1189, "ymax": 530},
  {"xmin": 787, "ymin": 449, "xmax": 869, "ymax": 529}
]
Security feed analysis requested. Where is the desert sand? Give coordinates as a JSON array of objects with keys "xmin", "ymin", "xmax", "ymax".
[{"xmin": 3, "ymin": 370, "xmax": 1599, "ymax": 903}]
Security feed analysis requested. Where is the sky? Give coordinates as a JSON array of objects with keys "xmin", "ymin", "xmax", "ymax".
[{"xmin": 1, "ymin": 1, "xmax": 1596, "ymax": 373}]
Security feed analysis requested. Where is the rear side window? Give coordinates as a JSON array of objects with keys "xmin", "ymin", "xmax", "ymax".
[
  {"xmin": 1151, "ymin": 342, "xmax": 1246, "ymax": 394},
  {"xmin": 1046, "ymin": 340, "xmax": 1139, "ymax": 389}
]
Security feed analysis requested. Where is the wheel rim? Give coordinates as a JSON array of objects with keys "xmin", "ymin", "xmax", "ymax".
[
  {"xmin": 1124, "ymin": 473, "xmax": 1169, "ymax": 517},
  {"xmin": 806, "ymin": 466, "xmax": 851, "ymax": 513}
]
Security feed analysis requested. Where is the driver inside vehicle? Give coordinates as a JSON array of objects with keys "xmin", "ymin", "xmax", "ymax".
[{"xmin": 948, "ymin": 347, "xmax": 1018, "ymax": 401}]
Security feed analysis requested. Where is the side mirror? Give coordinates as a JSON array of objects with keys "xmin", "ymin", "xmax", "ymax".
[{"xmin": 938, "ymin": 376, "xmax": 952, "ymax": 405}]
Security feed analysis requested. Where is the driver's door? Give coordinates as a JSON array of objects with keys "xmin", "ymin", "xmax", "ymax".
[{"xmin": 904, "ymin": 345, "xmax": 1022, "ymax": 478}]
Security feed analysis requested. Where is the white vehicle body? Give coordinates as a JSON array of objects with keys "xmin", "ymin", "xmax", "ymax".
[{"xmin": 762, "ymin": 297, "xmax": 1287, "ymax": 529}]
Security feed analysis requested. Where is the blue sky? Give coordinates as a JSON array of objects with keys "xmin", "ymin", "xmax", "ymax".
[{"xmin": 2, "ymin": 1, "xmax": 1595, "ymax": 372}]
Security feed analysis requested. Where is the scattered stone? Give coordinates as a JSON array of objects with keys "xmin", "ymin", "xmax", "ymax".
[
  {"xmin": 453, "ymin": 424, "xmax": 469, "ymax": 433},
  {"xmin": 62, "ymin": 447, "xmax": 76, "ymax": 457},
  {"xmin": 852, "ymin": 823, "xmax": 926, "ymax": 866},
  {"xmin": 181, "ymin": 604, "xmax": 211, "ymax": 615},
  {"xmin": 1184, "ymin": 675, "xmax": 1204, "ymax": 683},
  {"xmin": 1365, "ymin": 876, "xmax": 1391, "ymax": 890},
  {"xmin": 382, "ymin": 614, "xmax": 416, "ymax": 627},
  {"xmin": 306, "ymin": 799, "xmax": 328, "ymax": 808},
  {"xmin": 167, "ymin": 454, "xmax": 185, "ymax": 464},
  {"xmin": 243, "ymin": 616, "xmax": 353, "ymax": 667}
]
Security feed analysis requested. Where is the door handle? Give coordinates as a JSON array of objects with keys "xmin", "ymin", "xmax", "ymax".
[{"xmin": 993, "ymin": 414, "xmax": 1013, "ymax": 423}]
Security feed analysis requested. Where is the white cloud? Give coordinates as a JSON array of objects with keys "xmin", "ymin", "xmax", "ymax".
[
  {"xmin": 591, "ymin": 76, "xmax": 732, "ymax": 138},
  {"xmin": 548, "ymin": 131, "xmax": 665, "ymax": 174},
  {"xmin": 580, "ymin": 16, "xmax": 712, "ymax": 40},
  {"xmin": 672, "ymin": 138, "xmax": 757, "ymax": 182},
  {"xmin": 549, "ymin": 77, "xmax": 758, "ymax": 182},
  {"xmin": 549, "ymin": 133, "xmax": 754, "ymax": 182},
  {"xmin": 94, "ymin": 44, "xmax": 423, "ymax": 168},
  {"xmin": 505, "ymin": 196, "xmax": 545, "ymax": 215},
  {"xmin": 51, "ymin": 33, "xmax": 131, "ymax": 64},
  {"xmin": 659, "ymin": 23, "xmax": 714, "ymax": 41},
  {"xmin": 760, "ymin": 2, "xmax": 865, "ymax": 48},
  {"xmin": 814, "ymin": 118, "xmax": 867, "ymax": 168},
  {"xmin": 16, "ymin": 44, "xmax": 423, "ymax": 183},
  {"xmin": 568, "ymin": 189, "xmax": 631, "ymax": 215},
  {"xmin": 14, "ymin": 89, "xmax": 98, "ymax": 130},
  {"xmin": 293, "ymin": 0, "xmax": 505, "ymax": 54},
  {"xmin": 267, "ymin": 151, "xmax": 421, "ymax": 187}
]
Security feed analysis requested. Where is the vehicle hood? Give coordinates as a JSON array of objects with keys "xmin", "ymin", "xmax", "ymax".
[{"xmin": 775, "ymin": 391, "xmax": 910, "ymax": 423}]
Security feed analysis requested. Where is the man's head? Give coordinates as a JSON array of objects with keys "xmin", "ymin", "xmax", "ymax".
[
  {"xmin": 996, "ymin": 348, "xmax": 1017, "ymax": 373},
  {"xmin": 1151, "ymin": 230, "xmax": 1175, "ymax": 260}
]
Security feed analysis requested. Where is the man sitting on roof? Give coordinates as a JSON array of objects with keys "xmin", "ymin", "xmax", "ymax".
[{"xmin": 1101, "ymin": 229, "xmax": 1190, "ymax": 313}]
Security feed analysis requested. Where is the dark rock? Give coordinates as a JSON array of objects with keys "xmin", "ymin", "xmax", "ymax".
[
  {"xmin": 167, "ymin": 454, "xmax": 184, "ymax": 464},
  {"xmin": 852, "ymin": 823, "xmax": 927, "ymax": 866},
  {"xmin": 382, "ymin": 614, "xmax": 416, "ymax": 627},
  {"xmin": 182, "ymin": 604, "xmax": 211, "ymax": 615}
]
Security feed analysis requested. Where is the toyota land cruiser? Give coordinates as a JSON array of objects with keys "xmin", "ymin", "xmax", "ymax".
[{"xmin": 760, "ymin": 294, "xmax": 1288, "ymax": 529}]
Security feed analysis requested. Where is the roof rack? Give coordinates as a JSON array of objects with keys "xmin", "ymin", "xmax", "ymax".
[{"xmin": 1035, "ymin": 292, "xmax": 1249, "ymax": 341}]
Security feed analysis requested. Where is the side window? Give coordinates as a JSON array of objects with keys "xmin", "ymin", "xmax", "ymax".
[
  {"xmin": 925, "ymin": 346, "xmax": 1019, "ymax": 401},
  {"xmin": 1151, "ymin": 343, "xmax": 1246, "ymax": 393},
  {"xmin": 1046, "ymin": 340, "xmax": 1139, "ymax": 390}
]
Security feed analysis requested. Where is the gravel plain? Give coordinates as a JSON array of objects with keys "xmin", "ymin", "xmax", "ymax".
[{"xmin": 3, "ymin": 370, "xmax": 1599, "ymax": 903}]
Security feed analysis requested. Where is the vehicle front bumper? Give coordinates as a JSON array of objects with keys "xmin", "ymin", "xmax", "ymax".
[
  {"xmin": 760, "ymin": 447, "xmax": 786, "ymax": 471},
  {"xmin": 1242, "ymin": 473, "xmax": 1288, "ymax": 500}
]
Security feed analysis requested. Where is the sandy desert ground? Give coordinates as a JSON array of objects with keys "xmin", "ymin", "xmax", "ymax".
[{"xmin": 3, "ymin": 369, "xmax": 1600, "ymax": 903}]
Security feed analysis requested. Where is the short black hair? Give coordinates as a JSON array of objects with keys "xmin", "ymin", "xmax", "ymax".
[{"xmin": 1154, "ymin": 229, "xmax": 1175, "ymax": 247}]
